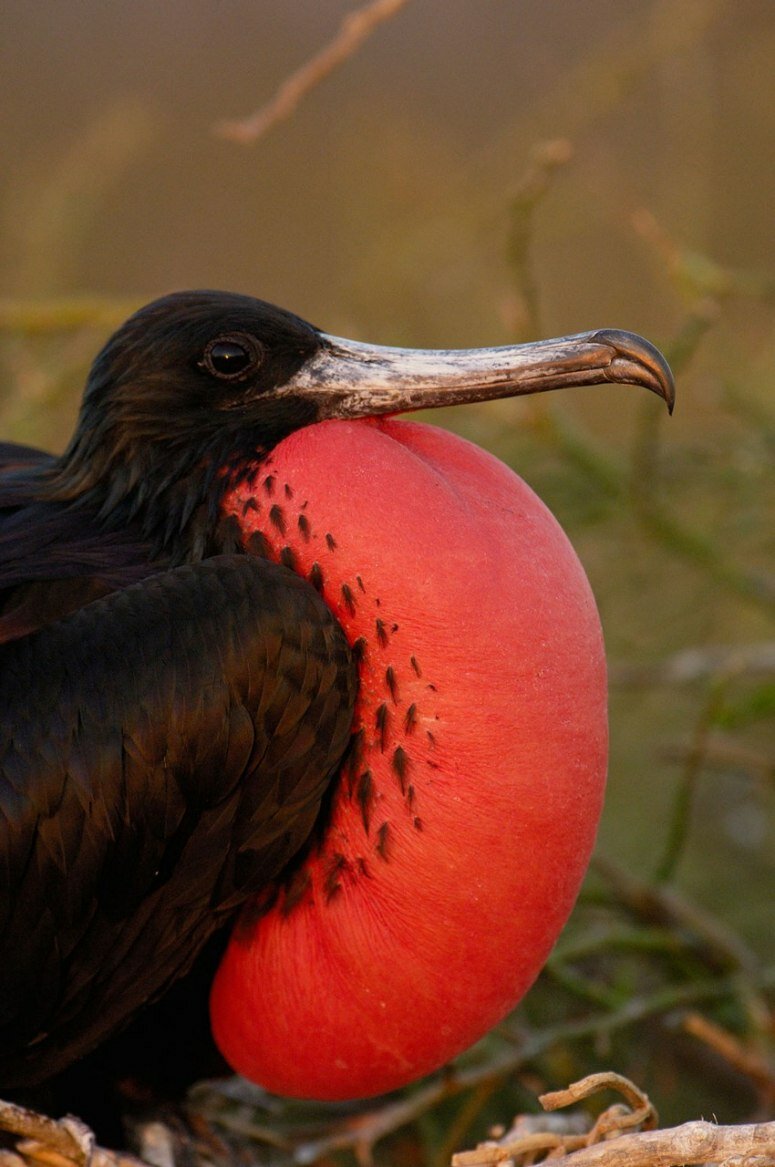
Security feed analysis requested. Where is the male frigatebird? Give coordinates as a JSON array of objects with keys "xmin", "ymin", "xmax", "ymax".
[{"xmin": 0, "ymin": 292, "xmax": 674, "ymax": 1104}]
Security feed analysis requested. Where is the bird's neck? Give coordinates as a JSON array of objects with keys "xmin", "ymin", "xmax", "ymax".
[{"xmin": 41, "ymin": 451, "xmax": 258, "ymax": 565}]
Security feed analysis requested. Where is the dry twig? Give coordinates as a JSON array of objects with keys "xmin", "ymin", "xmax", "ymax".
[
  {"xmin": 215, "ymin": 0, "xmax": 412, "ymax": 144},
  {"xmin": 0, "ymin": 1100, "xmax": 144, "ymax": 1167},
  {"xmin": 451, "ymin": 1072, "xmax": 775, "ymax": 1166},
  {"xmin": 682, "ymin": 1012, "xmax": 775, "ymax": 1110},
  {"xmin": 504, "ymin": 139, "xmax": 573, "ymax": 341}
]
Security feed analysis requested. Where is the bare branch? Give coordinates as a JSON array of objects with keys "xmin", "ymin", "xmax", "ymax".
[
  {"xmin": 682, "ymin": 1012, "xmax": 775, "ymax": 1108},
  {"xmin": 215, "ymin": 0, "xmax": 412, "ymax": 144},
  {"xmin": 633, "ymin": 208, "xmax": 775, "ymax": 307},
  {"xmin": 0, "ymin": 1100, "xmax": 144, "ymax": 1167},
  {"xmin": 453, "ymin": 1074, "xmax": 775, "ymax": 1166},
  {"xmin": 454, "ymin": 1118, "xmax": 775, "ymax": 1166},
  {"xmin": 504, "ymin": 139, "xmax": 574, "ymax": 341},
  {"xmin": 540, "ymin": 1072, "xmax": 658, "ymax": 1133},
  {"xmin": 590, "ymin": 855, "xmax": 762, "ymax": 976}
]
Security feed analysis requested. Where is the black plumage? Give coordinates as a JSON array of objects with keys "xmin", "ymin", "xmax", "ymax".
[
  {"xmin": 0, "ymin": 557, "xmax": 354, "ymax": 1088},
  {"xmin": 0, "ymin": 293, "xmax": 357, "ymax": 1093}
]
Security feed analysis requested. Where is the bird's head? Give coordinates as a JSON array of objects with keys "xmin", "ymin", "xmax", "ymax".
[
  {"xmin": 46, "ymin": 290, "xmax": 673, "ymax": 559},
  {"xmin": 46, "ymin": 292, "xmax": 322, "ymax": 555}
]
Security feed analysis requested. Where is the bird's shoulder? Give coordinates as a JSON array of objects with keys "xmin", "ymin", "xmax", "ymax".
[{"xmin": 0, "ymin": 442, "xmax": 153, "ymax": 640}]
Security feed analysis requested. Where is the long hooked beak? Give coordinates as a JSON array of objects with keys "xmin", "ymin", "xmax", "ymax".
[{"xmin": 285, "ymin": 328, "xmax": 675, "ymax": 418}]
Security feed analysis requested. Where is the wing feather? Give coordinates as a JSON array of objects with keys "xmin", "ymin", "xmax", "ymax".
[{"xmin": 0, "ymin": 554, "xmax": 356, "ymax": 1087}]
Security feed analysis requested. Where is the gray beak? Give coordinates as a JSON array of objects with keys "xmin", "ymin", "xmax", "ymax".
[{"xmin": 283, "ymin": 327, "xmax": 674, "ymax": 419}]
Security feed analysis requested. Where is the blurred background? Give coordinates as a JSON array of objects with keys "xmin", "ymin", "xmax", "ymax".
[{"xmin": 1, "ymin": 0, "xmax": 773, "ymax": 1160}]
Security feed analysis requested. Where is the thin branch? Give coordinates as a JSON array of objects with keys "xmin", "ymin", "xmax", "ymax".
[
  {"xmin": 215, "ymin": 0, "xmax": 412, "ymax": 144},
  {"xmin": 455, "ymin": 1118, "xmax": 775, "ymax": 1166},
  {"xmin": 654, "ymin": 679, "xmax": 730, "ymax": 883},
  {"xmin": 453, "ymin": 1073, "xmax": 775, "ymax": 1166},
  {"xmin": 0, "ymin": 1101, "xmax": 144, "ymax": 1167},
  {"xmin": 682, "ymin": 1012, "xmax": 775, "ymax": 1108},
  {"xmin": 539, "ymin": 1072, "xmax": 657, "ymax": 1132},
  {"xmin": 633, "ymin": 208, "xmax": 775, "ymax": 307},
  {"xmin": 658, "ymin": 739, "xmax": 774, "ymax": 784},
  {"xmin": 505, "ymin": 139, "xmax": 574, "ymax": 342},
  {"xmin": 590, "ymin": 854, "xmax": 762, "ymax": 976}
]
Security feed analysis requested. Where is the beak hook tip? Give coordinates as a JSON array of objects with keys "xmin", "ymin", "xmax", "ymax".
[{"xmin": 590, "ymin": 328, "xmax": 675, "ymax": 414}]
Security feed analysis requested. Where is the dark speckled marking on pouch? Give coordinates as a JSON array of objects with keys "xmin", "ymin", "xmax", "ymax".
[
  {"xmin": 325, "ymin": 533, "xmax": 337, "ymax": 551},
  {"xmin": 385, "ymin": 666, "xmax": 398, "ymax": 703},
  {"xmin": 375, "ymin": 703, "xmax": 389, "ymax": 751},
  {"xmin": 410, "ymin": 655, "xmax": 422, "ymax": 677},
  {"xmin": 404, "ymin": 703, "xmax": 417, "ymax": 734},
  {"xmin": 392, "ymin": 745, "xmax": 408, "ymax": 793},
  {"xmin": 269, "ymin": 504, "xmax": 285, "ymax": 534},
  {"xmin": 309, "ymin": 562, "xmax": 324, "ymax": 592},
  {"xmin": 376, "ymin": 822, "xmax": 390, "ymax": 860},
  {"xmin": 375, "ymin": 618, "xmax": 388, "ymax": 648},
  {"xmin": 297, "ymin": 513, "xmax": 311, "ymax": 541},
  {"xmin": 341, "ymin": 583, "xmax": 356, "ymax": 616},
  {"xmin": 263, "ymin": 474, "xmax": 275, "ymax": 495},
  {"xmin": 324, "ymin": 853, "xmax": 348, "ymax": 901}
]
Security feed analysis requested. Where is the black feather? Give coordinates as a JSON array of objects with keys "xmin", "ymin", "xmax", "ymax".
[{"xmin": 0, "ymin": 293, "xmax": 360, "ymax": 1102}]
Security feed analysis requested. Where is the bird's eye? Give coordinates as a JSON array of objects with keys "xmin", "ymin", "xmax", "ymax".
[{"xmin": 201, "ymin": 333, "xmax": 263, "ymax": 380}]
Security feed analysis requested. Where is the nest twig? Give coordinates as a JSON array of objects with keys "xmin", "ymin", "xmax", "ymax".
[{"xmin": 451, "ymin": 1071, "xmax": 775, "ymax": 1166}]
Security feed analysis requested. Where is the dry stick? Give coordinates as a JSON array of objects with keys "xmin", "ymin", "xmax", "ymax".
[
  {"xmin": 654, "ymin": 679, "xmax": 730, "ymax": 884},
  {"xmin": 453, "ymin": 1073, "xmax": 775, "ymax": 1166},
  {"xmin": 590, "ymin": 854, "xmax": 761, "ymax": 976},
  {"xmin": 454, "ymin": 1119, "xmax": 775, "ymax": 1166},
  {"xmin": 682, "ymin": 1012, "xmax": 775, "ymax": 1109},
  {"xmin": 658, "ymin": 739, "xmax": 774, "ymax": 783},
  {"xmin": 506, "ymin": 139, "xmax": 574, "ymax": 342},
  {"xmin": 215, "ymin": 0, "xmax": 412, "ymax": 144},
  {"xmin": 633, "ymin": 208, "xmax": 775, "ymax": 306},
  {"xmin": 0, "ymin": 1100, "xmax": 145, "ymax": 1167},
  {"xmin": 452, "ymin": 1073, "xmax": 658, "ymax": 1164},
  {"xmin": 432, "ymin": 1080, "xmax": 502, "ymax": 1167},
  {"xmin": 540, "ymin": 1072, "xmax": 657, "ymax": 1131}
]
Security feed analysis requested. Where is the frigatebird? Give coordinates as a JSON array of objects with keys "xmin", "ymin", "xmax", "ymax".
[{"xmin": 0, "ymin": 292, "xmax": 674, "ymax": 1107}]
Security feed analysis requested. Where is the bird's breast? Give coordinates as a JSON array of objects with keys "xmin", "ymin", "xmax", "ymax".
[{"xmin": 213, "ymin": 417, "xmax": 607, "ymax": 1099}]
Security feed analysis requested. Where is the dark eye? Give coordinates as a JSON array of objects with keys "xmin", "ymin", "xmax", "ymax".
[{"xmin": 201, "ymin": 333, "xmax": 263, "ymax": 380}]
